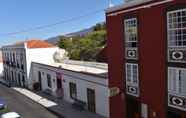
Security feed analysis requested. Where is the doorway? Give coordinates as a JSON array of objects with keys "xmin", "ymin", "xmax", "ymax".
[
  {"xmin": 87, "ymin": 88, "xmax": 96, "ymax": 113},
  {"xmin": 126, "ymin": 97, "xmax": 140, "ymax": 118},
  {"xmin": 168, "ymin": 111, "xmax": 181, "ymax": 118},
  {"xmin": 22, "ymin": 75, "xmax": 25, "ymax": 88},
  {"xmin": 18, "ymin": 73, "xmax": 21, "ymax": 86},
  {"xmin": 56, "ymin": 73, "xmax": 63, "ymax": 98},
  {"xmin": 57, "ymin": 78, "xmax": 62, "ymax": 89},
  {"xmin": 38, "ymin": 71, "xmax": 42, "ymax": 90},
  {"xmin": 56, "ymin": 73, "xmax": 62, "ymax": 89}
]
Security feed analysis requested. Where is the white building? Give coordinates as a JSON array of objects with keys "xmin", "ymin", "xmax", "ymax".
[
  {"xmin": 0, "ymin": 50, "xmax": 3, "ymax": 77},
  {"xmin": 30, "ymin": 60, "xmax": 109, "ymax": 118},
  {"xmin": 1, "ymin": 39, "xmax": 59, "ymax": 88}
]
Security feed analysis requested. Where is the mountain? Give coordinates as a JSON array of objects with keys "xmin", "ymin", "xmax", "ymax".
[
  {"xmin": 65, "ymin": 27, "xmax": 93, "ymax": 38},
  {"xmin": 46, "ymin": 27, "xmax": 94, "ymax": 45}
]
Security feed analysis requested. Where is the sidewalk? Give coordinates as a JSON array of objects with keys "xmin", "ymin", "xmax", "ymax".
[
  {"xmin": 13, "ymin": 87, "xmax": 106, "ymax": 118},
  {"xmin": 0, "ymin": 78, "xmax": 10, "ymax": 87},
  {"xmin": 13, "ymin": 88, "xmax": 57, "ymax": 108}
]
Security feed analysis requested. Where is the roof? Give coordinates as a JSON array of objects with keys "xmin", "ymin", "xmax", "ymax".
[
  {"xmin": 26, "ymin": 40, "xmax": 55, "ymax": 48},
  {"xmin": 106, "ymin": 0, "xmax": 160, "ymax": 13},
  {"xmin": 15, "ymin": 39, "xmax": 56, "ymax": 49},
  {"xmin": 33, "ymin": 60, "xmax": 108, "ymax": 78}
]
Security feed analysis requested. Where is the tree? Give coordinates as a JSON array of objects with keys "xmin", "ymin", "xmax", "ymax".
[
  {"xmin": 58, "ymin": 24, "xmax": 107, "ymax": 61},
  {"xmin": 93, "ymin": 23, "xmax": 106, "ymax": 31}
]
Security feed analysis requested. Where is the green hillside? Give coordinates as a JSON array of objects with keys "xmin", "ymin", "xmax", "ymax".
[{"xmin": 58, "ymin": 23, "xmax": 106, "ymax": 61}]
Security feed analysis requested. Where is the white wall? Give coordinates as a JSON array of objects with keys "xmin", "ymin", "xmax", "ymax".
[
  {"xmin": 26, "ymin": 47, "xmax": 58, "ymax": 87},
  {"xmin": 2, "ymin": 45, "xmax": 59, "ymax": 88},
  {"xmin": 0, "ymin": 63, "xmax": 3, "ymax": 77},
  {"xmin": 31, "ymin": 63, "xmax": 58, "ymax": 93},
  {"xmin": 1, "ymin": 46, "xmax": 27, "ymax": 87},
  {"xmin": 31, "ymin": 63, "xmax": 109, "ymax": 118},
  {"xmin": 62, "ymin": 70, "xmax": 109, "ymax": 118}
]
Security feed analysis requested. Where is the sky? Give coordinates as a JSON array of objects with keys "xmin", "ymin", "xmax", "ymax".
[{"xmin": 0, "ymin": 0, "xmax": 123, "ymax": 46}]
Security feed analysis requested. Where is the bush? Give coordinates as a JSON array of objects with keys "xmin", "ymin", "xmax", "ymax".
[{"xmin": 58, "ymin": 29, "xmax": 106, "ymax": 61}]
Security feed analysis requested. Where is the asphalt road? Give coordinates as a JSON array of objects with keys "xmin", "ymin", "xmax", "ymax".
[{"xmin": 0, "ymin": 84, "xmax": 58, "ymax": 118}]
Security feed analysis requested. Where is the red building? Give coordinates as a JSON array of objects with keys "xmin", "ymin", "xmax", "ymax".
[{"xmin": 106, "ymin": 0, "xmax": 186, "ymax": 118}]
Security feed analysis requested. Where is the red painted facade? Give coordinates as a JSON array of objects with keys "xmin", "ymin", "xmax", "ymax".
[{"xmin": 106, "ymin": 0, "xmax": 186, "ymax": 118}]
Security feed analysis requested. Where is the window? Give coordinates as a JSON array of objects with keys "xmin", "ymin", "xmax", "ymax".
[
  {"xmin": 168, "ymin": 67, "xmax": 186, "ymax": 94},
  {"xmin": 13, "ymin": 53, "xmax": 15, "ymax": 62},
  {"xmin": 20, "ymin": 53, "xmax": 23, "ymax": 61},
  {"xmin": 38, "ymin": 71, "xmax": 41, "ymax": 80},
  {"xmin": 17, "ymin": 61, "xmax": 20, "ymax": 68},
  {"xmin": 124, "ymin": 18, "xmax": 138, "ymax": 48},
  {"xmin": 126, "ymin": 63, "xmax": 138, "ymax": 84},
  {"xmin": 69, "ymin": 82, "xmax": 77, "ymax": 99},
  {"xmin": 21, "ymin": 64, "xmax": 24, "ymax": 70},
  {"xmin": 47, "ymin": 74, "xmax": 52, "ymax": 88},
  {"xmin": 167, "ymin": 9, "xmax": 186, "ymax": 47}
]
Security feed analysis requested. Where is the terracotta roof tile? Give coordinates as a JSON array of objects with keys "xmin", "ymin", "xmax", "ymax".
[
  {"xmin": 26, "ymin": 39, "xmax": 55, "ymax": 48},
  {"xmin": 14, "ymin": 39, "xmax": 55, "ymax": 48}
]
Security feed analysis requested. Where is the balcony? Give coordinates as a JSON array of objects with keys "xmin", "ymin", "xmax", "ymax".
[
  {"xmin": 168, "ymin": 67, "xmax": 186, "ymax": 111},
  {"xmin": 125, "ymin": 63, "xmax": 139, "ymax": 97}
]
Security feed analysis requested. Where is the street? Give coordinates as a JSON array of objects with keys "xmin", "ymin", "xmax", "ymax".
[{"xmin": 0, "ymin": 84, "xmax": 58, "ymax": 118}]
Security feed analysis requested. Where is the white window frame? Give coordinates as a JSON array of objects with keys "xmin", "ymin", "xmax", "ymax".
[
  {"xmin": 124, "ymin": 18, "xmax": 138, "ymax": 48},
  {"xmin": 167, "ymin": 9, "xmax": 186, "ymax": 48},
  {"xmin": 126, "ymin": 63, "xmax": 138, "ymax": 84},
  {"xmin": 168, "ymin": 67, "xmax": 185, "ymax": 95},
  {"xmin": 125, "ymin": 63, "xmax": 139, "ymax": 97}
]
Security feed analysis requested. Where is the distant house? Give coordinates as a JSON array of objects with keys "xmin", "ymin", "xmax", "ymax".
[
  {"xmin": 106, "ymin": 0, "xmax": 186, "ymax": 118},
  {"xmin": 1, "ymin": 39, "xmax": 59, "ymax": 88},
  {"xmin": 30, "ymin": 60, "xmax": 109, "ymax": 117}
]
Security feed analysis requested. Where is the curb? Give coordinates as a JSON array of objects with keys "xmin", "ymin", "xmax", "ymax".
[
  {"xmin": 46, "ymin": 108, "xmax": 65, "ymax": 118},
  {"xmin": 0, "ymin": 83, "xmax": 65, "ymax": 118},
  {"xmin": 0, "ymin": 80, "xmax": 11, "ymax": 87},
  {"xmin": 12, "ymin": 88, "xmax": 65, "ymax": 118}
]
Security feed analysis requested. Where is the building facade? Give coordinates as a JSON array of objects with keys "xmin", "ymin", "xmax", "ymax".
[
  {"xmin": 1, "ymin": 39, "xmax": 58, "ymax": 88},
  {"xmin": 30, "ymin": 61, "xmax": 109, "ymax": 117},
  {"xmin": 106, "ymin": 0, "xmax": 186, "ymax": 118},
  {"xmin": 0, "ymin": 50, "xmax": 4, "ymax": 77}
]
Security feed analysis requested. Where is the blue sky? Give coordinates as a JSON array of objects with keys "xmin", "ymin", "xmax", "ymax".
[{"xmin": 0, "ymin": 0, "xmax": 123, "ymax": 46}]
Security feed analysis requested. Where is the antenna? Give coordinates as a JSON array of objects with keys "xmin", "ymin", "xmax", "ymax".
[{"xmin": 108, "ymin": 0, "xmax": 114, "ymax": 8}]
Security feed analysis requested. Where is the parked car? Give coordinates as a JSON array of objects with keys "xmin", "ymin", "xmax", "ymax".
[
  {"xmin": 0, "ymin": 98, "xmax": 6, "ymax": 110},
  {"xmin": 1, "ymin": 112, "xmax": 21, "ymax": 118}
]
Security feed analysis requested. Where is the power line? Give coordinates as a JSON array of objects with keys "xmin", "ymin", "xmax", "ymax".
[{"xmin": 0, "ymin": 8, "xmax": 105, "ymax": 37}]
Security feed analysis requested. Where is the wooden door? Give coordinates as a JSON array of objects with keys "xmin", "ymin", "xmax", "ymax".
[
  {"xmin": 181, "ymin": 112, "xmax": 186, "ymax": 118},
  {"xmin": 87, "ymin": 88, "xmax": 96, "ymax": 112},
  {"xmin": 56, "ymin": 73, "xmax": 62, "ymax": 89},
  {"xmin": 38, "ymin": 71, "xmax": 42, "ymax": 90}
]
